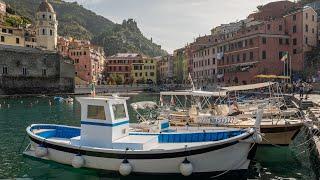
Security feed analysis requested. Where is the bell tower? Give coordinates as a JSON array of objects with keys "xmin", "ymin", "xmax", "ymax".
[{"xmin": 35, "ymin": 0, "xmax": 58, "ymax": 51}]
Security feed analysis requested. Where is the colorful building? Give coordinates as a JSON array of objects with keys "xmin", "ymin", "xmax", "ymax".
[
  {"xmin": 57, "ymin": 37, "xmax": 106, "ymax": 84},
  {"xmin": 157, "ymin": 55, "xmax": 174, "ymax": 83},
  {"xmin": 0, "ymin": 0, "xmax": 58, "ymax": 51},
  {"xmin": 173, "ymin": 48, "xmax": 188, "ymax": 84},
  {"xmin": 106, "ymin": 53, "xmax": 142, "ymax": 84},
  {"xmin": 131, "ymin": 56, "xmax": 157, "ymax": 84},
  {"xmin": 0, "ymin": 25, "xmax": 25, "ymax": 47},
  {"xmin": 191, "ymin": 1, "xmax": 317, "ymax": 86}
]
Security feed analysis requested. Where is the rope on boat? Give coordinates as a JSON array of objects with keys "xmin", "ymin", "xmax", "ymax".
[
  {"xmin": 210, "ymin": 142, "xmax": 257, "ymax": 179},
  {"xmin": 260, "ymin": 136, "xmax": 283, "ymax": 148}
]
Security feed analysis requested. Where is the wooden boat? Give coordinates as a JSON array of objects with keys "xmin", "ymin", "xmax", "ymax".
[{"xmin": 23, "ymin": 95, "xmax": 263, "ymax": 177}]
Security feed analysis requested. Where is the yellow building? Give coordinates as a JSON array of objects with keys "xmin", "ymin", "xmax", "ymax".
[
  {"xmin": 0, "ymin": 25, "xmax": 25, "ymax": 47},
  {"xmin": 131, "ymin": 57, "xmax": 157, "ymax": 84}
]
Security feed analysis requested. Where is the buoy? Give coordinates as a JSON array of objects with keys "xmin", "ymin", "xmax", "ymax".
[
  {"xmin": 119, "ymin": 159, "xmax": 132, "ymax": 176},
  {"xmin": 180, "ymin": 158, "xmax": 193, "ymax": 176},
  {"xmin": 35, "ymin": 145, "xmax": 48, "ymax": 157},
  {"xmin": 253, "ymin": 133, "xmax": 262, "ymax": 143},
  {"xmin": 72, "ymin": 154, "xmax": 85, "ymax": 168}
]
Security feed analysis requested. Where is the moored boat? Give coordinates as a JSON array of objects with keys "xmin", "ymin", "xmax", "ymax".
[{"xmin": 23, "ymin": 95, "xmax": 263, "ymax": 177}]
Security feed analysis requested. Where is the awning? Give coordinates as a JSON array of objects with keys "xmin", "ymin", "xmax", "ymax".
[
  {"xmin": 255, "ymin": 74, "xmax": 290, "ymax": 79},
  {"xmin": 221, "ymin": 82, "xmax": 275, "ymax": 91},
  {"xmin": 160, "ymin": 90, "xmax": 227, "ymax": 97}
]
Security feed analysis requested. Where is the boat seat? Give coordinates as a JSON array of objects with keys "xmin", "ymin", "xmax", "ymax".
[{"xmin": 158, "ymin": 131, "xmax": 243, "ymax": 143}]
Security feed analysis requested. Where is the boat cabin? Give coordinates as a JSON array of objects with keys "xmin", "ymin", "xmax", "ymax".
[{"xmin": 74, "ymin": 96, "xmax": 158, "ymax": 150}]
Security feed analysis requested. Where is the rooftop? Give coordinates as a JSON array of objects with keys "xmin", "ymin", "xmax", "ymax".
[{"xmin": 38, "ymin": 0, "xmax": 55, "ymax": 13}]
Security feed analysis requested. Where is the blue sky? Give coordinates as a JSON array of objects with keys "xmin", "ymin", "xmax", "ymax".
[{"xmin": 65, "ymin": 0, "xmax": 289, "ymax": 53}]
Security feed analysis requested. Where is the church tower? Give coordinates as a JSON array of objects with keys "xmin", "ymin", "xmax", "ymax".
[{"xmin": 35, "ymin": 0, "xmax": 58, "ymax": 51}]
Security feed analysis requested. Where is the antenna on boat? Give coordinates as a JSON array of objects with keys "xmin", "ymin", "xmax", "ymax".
[
  {"xmin": 90, "ymin": 82, "xmax": 96, "ymax": 97},
  {"xmin": 188, "ymin": 73, "xmax": 195, "ymax": 91}
]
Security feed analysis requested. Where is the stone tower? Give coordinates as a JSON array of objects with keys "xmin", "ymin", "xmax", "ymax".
[{"xmin": 35, "ymin": 0, "xmax": 58, "ymax": 51}]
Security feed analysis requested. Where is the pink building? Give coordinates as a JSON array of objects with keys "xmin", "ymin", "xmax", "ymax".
[{"xmin": 57, "ymin": 37, "xmax": 106, "ymax": 84}]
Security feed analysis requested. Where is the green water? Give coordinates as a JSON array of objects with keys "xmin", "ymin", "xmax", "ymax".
[{"xmin": 0, "ymin": 94, "xmax": 317, "ymax": 179}]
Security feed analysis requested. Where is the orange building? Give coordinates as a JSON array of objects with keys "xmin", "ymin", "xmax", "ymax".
[{"xmin": 57, "ymin": 37, "xmax": 106, "ymax": 84}]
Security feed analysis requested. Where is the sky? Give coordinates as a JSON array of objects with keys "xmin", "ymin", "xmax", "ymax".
[{"xmin": 65, "ymin": 0, "xmax": 291, "ymax": 53}]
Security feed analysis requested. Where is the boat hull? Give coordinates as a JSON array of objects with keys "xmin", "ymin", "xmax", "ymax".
[
  {"xmin": 24, "ymin": 134, "xmax": 255, "ymax": 176},
  {"xmin": 228, "ymin": 124, "xmax": 302, "ymax": 146}
]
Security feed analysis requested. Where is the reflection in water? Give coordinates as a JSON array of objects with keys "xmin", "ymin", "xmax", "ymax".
[{"xmin": 0, "ymin": 94, "xmax": 316, "ymax": 179}]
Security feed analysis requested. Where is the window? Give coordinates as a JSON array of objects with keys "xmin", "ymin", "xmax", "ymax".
[
  {"xmin": 1, "ymin": 36, "xmax": 4, "ymax": 42},
  {"xmin": 262, "ymin": 51, "xmax": 266, "ymax": 60},
  {"xmin": 293, "ymin": 26, "xmax": 296, "ymax": 33},
  {"xmin": 293, "ymin": 49, "xmax": 297, "ymax": 54},
  {"xmin": 312, "ymin": 28, "xmax": 315, "ymax": 34},
  {"xmin": 306, "ymin": 13, "xmax": 308, "ymax": 19},
  {"xmin": 42, "ymin": 69, "xmax": 47, "ymax": 76},
  {"xmin": 112, "ymin": 104, "xmax": 126, "ymax": 120},
  {"xmin": 8, "ymin": 29, "xmax": 13, "ymax": 34},
  {"xmin": 305, "ymin": 37, "xmax": 308, "ymax": 44},
  {"xmin": 305, "ymin": 24, "xmax": 309, "ymax": 32},
  {"xmin": 50, "ymin": 30, "xmax": 53, "ymax": 36},
  {"xmin": 286, "ymin": 38, "xmax": 289, "ymax": 45},
  {"xmin": 293, "ymin": 38, "xmax": 297, "ymax": 45},
  {"xmin": 150, "ymin": 72, "xmax": 154, "ymax": 76},
  {"xmin": 279, "ymin": 51, "xmax": 283, "ymax": 60},
  {"xmin": 249, "ymin": 39, "xmax": 253, "ymax": 45},
  {"xmin": 212, "ymin": 58, "xmax": 216, "ymax": 64},
  {"xmin": 279, "ymin": 38, "xmax": 283, "ymax": 45},
  {"xmin": 312, "ymin": 15, "xmax": 315, "ymax": 21},
  {"xmin": 267, "ymin": 24, "xmax": 271, "ymax": 30},
  {"xmin": 279, "ymin": 25, "xmax": 283, "ymax": 31},
  {"xmin": 250, "ymin": 52, "xmax": 253, "ymax": 60},
  {"xmin": 49, "ymin": 15, "xmax": 52, "ymax": 20},
  {"xmin": 87, "ymin": 105, "xmax": 106, "ymax": 120},
  {"xmin": 243, "ymin": 53, "xmax": 246, "ymax": 62},
  {"xmin": 42, "ymin": 29, "xmax": 45, "ymax": 35},
  {"xmin": 84, "ymin": 65, "xmax": 87, "ymax": 69},
  {"xmin": 2, "ymin": 67, "xmax": 8, "ymax": 75},
  {"xmin": 262, "ymin": 37, "xmax": 266, "ymax": 44},
  {"xmin": 42, "ymin": 14, "xmax": 45, "ymax": 19},
  {"xmin": 75, "ymin": 72, "xmax": 78, "ymax": 75},
  {"xmin": 16, "ymin": 38, "xmax": 19, "ymax": 44},
  {"xmin": 2, "ymin": 28, "xmax": 6, "ymax": 33},
  {"xmin": 22, "ymin": 67, "xmax": 27, "ymax": 76},
  {"xmin": 237, "ymin": 54, "xmax": 240, "ymax": 62},
  {"xmin": 293, "ymin": 14, "xmax": 296, "ymax": 21}
]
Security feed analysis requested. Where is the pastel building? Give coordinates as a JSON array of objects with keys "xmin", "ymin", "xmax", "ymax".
[
  {"xmin": 0, "ymin": 0, "xmax": 6, "ymax": 14},
  {"xmin": 157, "ymin": 55, "xmax": 174, "ymax": 83},
  {"xmin": 0, "ymin": 25, "xmax": 25, "ymax": 47},
  {"xmin": 106, "ymin": 53, "xmax": 143, "ymax": 84},
  {"xmin": 57, "ymin": 37, "xmax": 106, "ymax": 84},
  {"xmin": 131, "ymin": 57, "xmax": 157, "ymax": 84},
  {"xmin": 191, "ymin": 1, "xmax": 317, "ymax": 85}
]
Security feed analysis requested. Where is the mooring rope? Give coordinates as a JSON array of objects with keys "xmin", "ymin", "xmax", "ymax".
[{"xmin": 17, "ymin": 133, "xmax": 28, "ymax": 153}]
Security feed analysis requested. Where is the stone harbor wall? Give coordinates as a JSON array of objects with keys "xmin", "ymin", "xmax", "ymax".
[{"xmin": 0, "ymin": 45, "xmax": 75, "ymax": 95}]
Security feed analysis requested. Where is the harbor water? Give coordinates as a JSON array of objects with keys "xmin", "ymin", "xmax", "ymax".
[{"xmin": 0, "ymin": 94, "xmax": 317, "ymax": 179}]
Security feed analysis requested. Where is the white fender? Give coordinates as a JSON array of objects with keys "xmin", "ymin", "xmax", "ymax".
[
  {"xmin": 252, "ymin": 133, "xmax": 263, "ymax": 143},
  {"xmin": 72, "ymin": 154, "xmax": 85, "ymax": 168},
  {"xmin": 35, "ymin": 145, "xmax": 48, "ymax": 157},
  {"xmin": 180, "ymin": 158, "xmax": 193, "ymax": 176},
  {"xmin": 119, "ymin": 159, "xmax": 132, "ymax": 176}
]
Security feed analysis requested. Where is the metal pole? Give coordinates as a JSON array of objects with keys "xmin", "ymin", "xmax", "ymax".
[{"xmin": 290, "ymin": 54, "xmax": 292, "ymax": 83}]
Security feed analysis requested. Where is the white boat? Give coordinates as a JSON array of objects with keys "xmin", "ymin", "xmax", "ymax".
[{"xmin": 23, "ymin": 95, "xmax": 263, "ymax": 177}]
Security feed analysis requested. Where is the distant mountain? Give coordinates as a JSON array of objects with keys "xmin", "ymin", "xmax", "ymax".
[{"xmin": 3, "ymin": 0, "xmax": 167, "ymax": 57}]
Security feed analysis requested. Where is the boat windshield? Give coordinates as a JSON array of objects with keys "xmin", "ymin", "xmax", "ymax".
[
  {"xmin": 112, "ymin": 104, "xmax": 126, "ymax": 120},
  {"xmin": 87, "ymin": 105, "xmax": 106, "ymax": 120}
]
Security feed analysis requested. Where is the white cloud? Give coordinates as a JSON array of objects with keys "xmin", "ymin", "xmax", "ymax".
[{"xmin": 65, "ymin": 0, "xmax": 293, "ymax": 53}]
